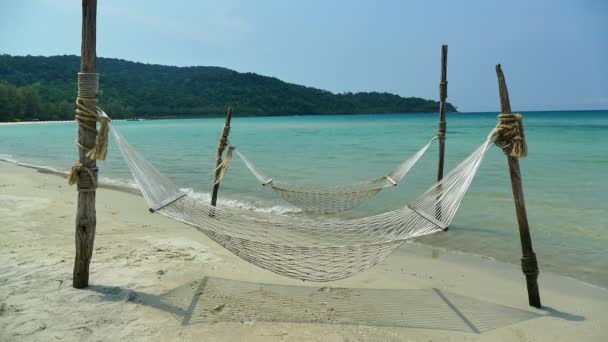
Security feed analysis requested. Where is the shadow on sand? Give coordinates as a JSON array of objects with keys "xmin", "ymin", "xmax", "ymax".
[{"xmin": 88, "ymin": 276, "xmax": 583, "ymax": 334}]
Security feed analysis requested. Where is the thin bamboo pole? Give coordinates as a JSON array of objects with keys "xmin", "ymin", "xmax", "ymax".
[
  {"xmin": 73, "ymin": 0, "xmax": 98, "ymax": 289},
  {"xmin": 495, "ymin": 64, "xmax": 541, "ymax": 308},
  {"xmin": 211, "ymin": 107, "xmax": 233, "ymax": 207}
]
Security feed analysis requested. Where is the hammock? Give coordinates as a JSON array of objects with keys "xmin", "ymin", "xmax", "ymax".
[
  {"xmin": 230, "ymin": 138, "xmax": 436, "ymax": 213},
  {"xmin": 110, "ymin": 125, "xmax": 497, "ymax": 282}
]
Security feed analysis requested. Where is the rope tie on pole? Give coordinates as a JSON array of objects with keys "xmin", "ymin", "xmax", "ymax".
[
  {"xmin": 494, "ymin": 113, "xmax": 527, "ymax": 159},
  {"xmin": 521, "ymin": 254, "xmax": 539, "ymax": 276},
  {"xmin": 218, "ymin": 132, "xmax": 229, "ymax": 151},
  {"xmin": 439, "ymin": 81, "xmax": 448, "ymax": 100},
  {"xmin": 68, "ymin": 72, "xmax": 109, "ymax": 190},
  {"xmin": 67, "ymin": 161, "xmax": 98, "ymax": 192},
  {"xmin": 437, "ymin": 121, "xmax": 447, "ymax": 142},
  {"xmin": 215, "ymin": 144, "xmax": 235, "ymax": 185},
  {"xmin": 76, "ymin": 72, "xmax": 110, "ymax": 160}
]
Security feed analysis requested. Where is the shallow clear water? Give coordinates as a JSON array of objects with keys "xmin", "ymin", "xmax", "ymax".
[{"xmin": 1, "ymin": 111, "xmax": 606, "ymax": 288}]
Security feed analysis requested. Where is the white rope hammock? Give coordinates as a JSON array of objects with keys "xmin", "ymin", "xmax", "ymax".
[
  {"xmin": 110, "ymin": 125, "xmax": 497, "ymax": 281},
  {"xmin": 231, "ymin": 138, "xmax": 436, "ymax": 213}
]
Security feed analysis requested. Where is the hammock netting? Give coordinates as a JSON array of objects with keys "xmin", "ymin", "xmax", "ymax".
[
  {"xmin": 232, "ymin": 137, "xmax": 436, "ymax": 213},
  {"xmin": 111, "ymin": 125, "xmax": 497, "ymax": 281}
]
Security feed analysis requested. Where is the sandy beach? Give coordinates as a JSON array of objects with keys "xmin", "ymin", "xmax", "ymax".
[{"xmin": 1, "ymin": 160, "xmax": 606, "ymax": 341}]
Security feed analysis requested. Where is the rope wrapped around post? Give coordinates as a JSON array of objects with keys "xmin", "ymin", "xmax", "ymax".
[
  {"xmin": 439, "ymin": 80, "xmax": 448, "ymax": 100},
  {"xmin": 437, "ymin": 81, "xmax": 447, "ymax": 143},
  {"xmin": 68, "ymin": 72, "xmax": 111, "ymax": 191},
  {"xmin": 67, "ymin": 161, "xmax": 98, "ymax": 192},
  {"xmin": 437, "ymin": 120, "xmax": 447, "ymax": 143},
  {"xmin": 211, "ymin": 106, "xmax": 234, "ymax": 208},
  {"xmin": 494, "ymin": 113, "xmax": 527, "ymax": 159},
  {"xmin": 215, "ymin": 144, "xmax": 235, "ymax": 185},
  {"xmin": 521, "ymin": 254, "xmax": 539, "ymax": 276}
]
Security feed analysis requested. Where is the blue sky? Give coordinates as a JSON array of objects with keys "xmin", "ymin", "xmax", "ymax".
[{"xmin": 1, "ymin": 0, "xmax": 606, "ymax": 112}]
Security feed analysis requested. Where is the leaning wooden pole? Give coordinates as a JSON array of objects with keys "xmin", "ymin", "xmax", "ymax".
[
  {"xmin": 211, "ymin": 107, "xmax": 233, "ymax": 207},
  {"xmin": 495, "ymin": 64, "xmax": 541, "ymax": 308},
  {"xmin": 73, "ymin": 0, "xmax": 98, "ymax": 289},
  {"xmin": 437, "ymin": 44, "xmax": 448, "ymax": 181}
]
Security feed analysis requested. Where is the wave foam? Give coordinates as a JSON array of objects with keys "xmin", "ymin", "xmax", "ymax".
[
  {"xmin": 179, "ymin": 188, "xmax": 301, "ymax": 215},
  {"xmin": 0, "ymin": 155, "xmax": 300, "ymax": 216}
]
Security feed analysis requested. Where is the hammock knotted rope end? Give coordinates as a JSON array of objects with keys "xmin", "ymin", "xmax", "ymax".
[
  {"xmin": 68, "ymin": 161, "xmax": 83, "ymax": 186},
  {"xmin": 510, "ymin": 114, "xmax": 527, "ymax": 158},
  {"xmin": 496, "ymin": 113, "xmax": 528, "ymax": 159},
  {"xmin": 86, "ymin": 115, "xmax": 111, "ymax": 161},
  {"xmin": 214, "ymin": 145, "xmax": 235, "ymax": 185}
]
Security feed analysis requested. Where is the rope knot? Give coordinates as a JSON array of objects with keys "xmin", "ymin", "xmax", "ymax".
[
  {"xmin": 67, "ymin": 162, "xmax": 84, "ymax": 186},
  {"xmin": 67, "ymin": 161, "xmax": 98, "ymax": 191},
  {"xmin": 494, "ymin": 113, "xmax": 527, "ymax": 158}
]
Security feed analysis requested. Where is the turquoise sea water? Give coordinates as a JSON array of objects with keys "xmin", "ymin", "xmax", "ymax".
[{"xmin": 1, "ymin": 111, "xmax": 607, "ymax": 288}]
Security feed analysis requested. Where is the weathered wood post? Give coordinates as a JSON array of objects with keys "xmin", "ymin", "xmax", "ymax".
[
  {"xmin": 436, "ymin": 45, "xmax": 448, "ymax": 230},
  {"xmin": 73, "ymin": 0, "xmax": 98, "ymax": 289},
  {"xmin": 211, "ymin": 107, "xmax": 233, "ymax": 206},
  {"xmin": 495, "ymin": 64, "xmax": 541, "ymax": 308},
  {"xmin": 437, "ymin": 44, "xmax": 448, "ymax": 182}
]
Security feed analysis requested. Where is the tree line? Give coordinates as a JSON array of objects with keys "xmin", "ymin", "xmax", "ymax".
[
  {"xmin": 0, "ymin": 54, "xmax": 457, "ymax": 122},
  {"xmin": 0, "ymin": 81, "xmax": 73, "ymax": 121}
]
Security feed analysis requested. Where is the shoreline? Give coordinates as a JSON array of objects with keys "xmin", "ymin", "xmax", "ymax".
[
  {"xmin": 0, "ymin": 158, "xmax": 142, "ymax": 196},
  {"xmin": 1, "ymin": 160, "xmax": 607, "ymax": 341},
  {"xmin": 1, "ymin": 109, "xmax": 607, "ymax": 125},
  {"xmin": 1, "ymin": 158, "xmax": 605, "ymax": 291}
]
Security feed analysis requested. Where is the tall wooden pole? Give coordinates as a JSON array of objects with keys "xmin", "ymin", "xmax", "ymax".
[
  {"xmin": 437, "ymin": 45, "xmax": 448, "ymax": 181},
  {"xmin": 495, "ymin": 64, "xmax": 541, "ymax": 308},
  {"xmin": 436, "ymin": 45, "xmax": 448, "ymax": 230},
  {"xmin": 211, "ymin": 107, "xmax": 233, "ymax": 207},
  {"xmin": 73, "ymin": 0, "xmax": 98, "ymax": 289}
]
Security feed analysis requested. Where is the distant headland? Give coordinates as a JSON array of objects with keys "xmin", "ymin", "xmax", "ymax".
[{"xmin": 0, "ymin": 54, "xmax": 457, "ymax": 122}]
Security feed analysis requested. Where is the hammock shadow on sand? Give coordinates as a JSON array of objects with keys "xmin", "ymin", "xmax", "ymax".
[{"xmin": 87, "ymin": 276, "xmax": 579, "ymax": 334}]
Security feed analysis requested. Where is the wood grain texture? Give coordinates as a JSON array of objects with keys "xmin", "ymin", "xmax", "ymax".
[
  {"xmin": 496, "ymin": 64, "xmax": 541, "ymax": 308},
  {"xmin": 73, "ymin": 0, "xmax": 97, "ymax": 289},
  {"xmin": 211, "ymin": 107, "xmax": 233, "ymax": 207}
]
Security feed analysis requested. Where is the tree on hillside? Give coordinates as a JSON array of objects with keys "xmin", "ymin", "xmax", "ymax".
[{"xmin": 0, "ymin": 54, "xmax": 457, "ymax": 121}]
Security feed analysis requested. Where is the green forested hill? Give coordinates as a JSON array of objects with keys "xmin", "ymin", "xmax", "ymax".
[{"xmin": 0, "ymin": 54, "xmax": 456, "ymax": 121}]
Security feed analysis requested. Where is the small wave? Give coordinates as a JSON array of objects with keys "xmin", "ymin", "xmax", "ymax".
[
  {"xmin": 179, "ymin": 187, "xmax": 301, "ymax": 215},
  {"xmin": 1, "ymin": 156, "xmax": 300, "ymax": 215},
  {"xmin": 0, "ymin": 154, "xmax": 17, "ymax": 164}
]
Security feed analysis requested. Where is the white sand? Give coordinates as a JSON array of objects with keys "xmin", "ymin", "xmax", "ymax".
[{"xmin": 1, "ymin": 161, "xmax": 606, "ymax": 341}]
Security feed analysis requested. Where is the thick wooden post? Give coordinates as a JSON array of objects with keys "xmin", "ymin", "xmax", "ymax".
[
  {"xmin": 437, "ymin": 45, "xmax": 448, "ymax": 181},
  {"xmin": 73, "ymin": 0, "xmax": 98, "ymax": 289},
  {"xmin": 211, "ymin": 107, "xmax": 233, "ymax": 207},
  {"xmin": 495, "ymin": 64, "xmax": 541, "ymax": 308}
]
